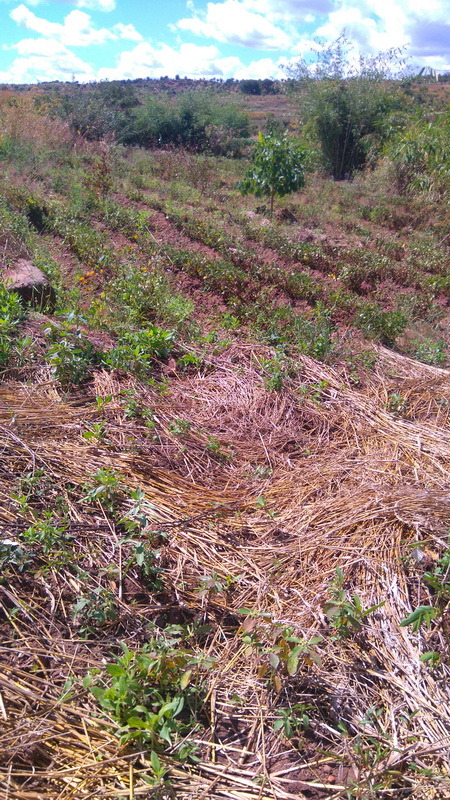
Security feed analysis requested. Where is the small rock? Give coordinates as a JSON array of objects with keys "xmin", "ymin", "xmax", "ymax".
[{"xmin": 3, "ymin": 260, "xmax": 56, "ymax": 311}]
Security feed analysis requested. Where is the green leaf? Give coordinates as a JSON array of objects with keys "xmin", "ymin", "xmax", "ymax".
[
  {"xmin": 400, "ymin": 606, "xmax": 436, "ymax": 627},
  {"xmin": 150, "ymin": 750, "xmax": 161, "ymax": 774},
  {"xmin": 269, "ymin": 652, "xmax": 280, "ymax": 669},
  {"xmin": 105, "ymin": 663, "xmax": 125, "ymax": 678},
  {"xmin": 179, "ymin": 669, "xmax": 192, "ymax": 690},
  {"xmin": 127, "ymin": 716, "xmax": 149, "ymax": 729},
  {"xmin": 286, "ymin": 654, "xmax": 299, "ymax": 676}
]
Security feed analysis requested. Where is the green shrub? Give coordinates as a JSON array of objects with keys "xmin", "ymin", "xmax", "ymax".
[
  {"xmin": 355, "ymin": 303, "xmax": 407, "ymax": 345},
  {"xmin": 288, "ymin": 36, "xmax": 409, "ymax": 179},
  {"xmin": 410, "ymin": 338, "xmax": 447, "ymax": 366},
  {"xmin": 104, "ymin": 326, "xmax": 175, "ymax": 378},
  {"xmin": 386, "ymin": 112, "xmax": 450, "ymax": 199},
  {"xmin": 0, "ymin": 286, "xmax": 26, "ymax": 371},
  {"xmin": 239, "ymin": 132, "xmax": 307, "ymax": 216},
  {"xmin": 119, "ymin": 92, "xmax": 249, "ymax": 153},
  {"xmin": 44, "ymin": 317, "xmax": 103, "ymax": 386},
  {"xmin": 84, "ymin": 635, "xmax": 208, "ymax": 757}
]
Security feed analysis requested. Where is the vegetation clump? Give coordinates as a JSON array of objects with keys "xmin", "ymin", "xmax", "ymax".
[{"xmin": 239, "ymin": 130, "xmax": 307, "ymax": 215}]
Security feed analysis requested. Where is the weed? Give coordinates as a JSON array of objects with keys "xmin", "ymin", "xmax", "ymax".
[
  {"xmin": 82, "ymin": 421, "xmax": 107, "ymax": 442},
  {"xmin": 0, "ymin": 539, "xmax": 34, "ymax": 575},
  {"xmin": 72, "ymin": 586, "xmax": 118, "ymax": 636},
  {"xmin": 84, "ymin": 636, "xmax": 210, "ymax": 757},
  {"xmin": 324, "ymin": 568, "xmax": 385, "ymax": 638},
  {"xmin": 104, "ymin": 326, "xmax": 175, "ymax": 378},
  {"xmin": 298, "ymin": 379, "xmax": 329, "ymax": 404},
  {"xmin": 82, "ymin": 468, "xmax": 124, "ymax": 513},
  {"xmin": 284, "ymin": 270, "xmax": 322, "ymax": 302},
  {"xmin": 355, "ymin": 303, "xmax": 407, "ymax": 345},
  {"xmin": 274, "ymin": 703, "xmax": 312, "ymax": 736},
  {"xmin": 0, "ymin": 285, "xmax": 26, "ymax": 371},
  {"xmin": 44, "ymin": 316, "xmax": 103, "ymax": 386},
  {"xmin": 387, "ymin": 392, "xmax": 406, "ymax": 415},
  {"xmin": 410, "ymin": 338, "xmax": 447, "ymax": 366},
  {"xmin": 22, "ymin": 514, "xmax": 71, "ymax": 556},
  {"xmin": 169, "ymin": 419, "xmax": 192, "ymax": 435},
  {"xmin": 122, "ymin": 536, "xmax": 165, "ymax": 592}
]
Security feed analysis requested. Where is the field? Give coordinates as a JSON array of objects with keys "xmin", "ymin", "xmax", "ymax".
[{"xmin": 0, "ymin": 80, "xmax": 450, "ymax": 800}]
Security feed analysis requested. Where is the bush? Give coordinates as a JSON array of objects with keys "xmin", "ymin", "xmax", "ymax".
[
  {"xmin": 119, "ymin": 92, "xmax": 249, "ymax": 153},
  {"xmin": 104, "ymin": 326, "xmax": 175, "ymax": 378},
  {"xmin": 385, "ymin": 112, "xmax": 450, "ymax": 200},
  {"xmin": 239, "ymin": 132, "xmax": 307, "ymax": 216},
  {"xmin": 355, "ymin": 303, "xmax": 407, "ymax": 345},
  {"xmin": 287, "ymin": 36, "xmax": 409, "ymax": 179}
]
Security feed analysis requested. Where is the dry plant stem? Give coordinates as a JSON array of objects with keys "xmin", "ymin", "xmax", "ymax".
[{"xmin": 1, "ymin": 346, "xmax": 450, "ymax": 798}]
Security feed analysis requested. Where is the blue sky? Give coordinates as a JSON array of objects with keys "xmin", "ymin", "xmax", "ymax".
[{"xmin": 0, "ymin": 0, "xmax": 449, "ymax": 84}]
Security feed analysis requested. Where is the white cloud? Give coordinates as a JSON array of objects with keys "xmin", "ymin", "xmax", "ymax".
[
  {"xmin": 9, "ymin": 4, "xmax": 141, "ymax": 47},
  {"xmin": 1, "ymin": 38, "xmax": 94, "ymax": 83},
  {"xmin": 176, "ymin": 0, "xmax": 292, "ymax": 50},
  {"xmin": 97, "ymin": 40, "xmax": 283, "ymax": 81},
  {"xmin": 76, "ymin": 0, "xmax": 116, "ymax": 11},
  {"xmin": 112, "ymin": 23, "xmax": 143, "ymax": 42}
]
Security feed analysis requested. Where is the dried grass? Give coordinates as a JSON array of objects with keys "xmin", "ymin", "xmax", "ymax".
[{"xmin": 1, "ymin": 343, "xmax": 450, "ymax": 797}]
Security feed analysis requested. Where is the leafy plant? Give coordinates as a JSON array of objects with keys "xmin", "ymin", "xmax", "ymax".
[
  {"xmin": 239, "ymin": 131, "xmax": 307, "ymax": 216},
  {"xmin": 399, "ymin": 605, "xmax": 437, "ymax": 632},
  {"xmin": 72, "ymin": 586, "xmax": 118, "ymax": 635},
  {"xmin": 354, "ymin": 303, "xmax": 407, "ymax": 345},
  {"xmin": 0, "ymin": 285, "xmax": 25, "ymax": 370},
  {"xmin": 82, "ymin": 468, "xmax": 124, "ymax": 513},
  {"xmin": 386, "ymin": 111, "xmax": 450, "ymax": 199},
  {"xmin": 84, "ymin": 636, "xmax": 209, "ymax": 757},
  {"xmin": 411, "ymin": 338, "xmax": 447, "ymax": 366},
  {"xmin": 324, "ymin": 568, "xmax": 385, "ymax": 637},
  {"xmin": 44, "ymin": 316, "xmax": 103, "ymax": 386},
  {"xmin": 274, "ymin": 703, "xmax": 312, "ymax": 736},
  {"xmin": 0, "ymin": 539, "xmax": 34, "ymax": 575},
  {"xmin": 287, "ymin": 36, "xmax": 409, "ymax": 179},
  {"xmin": 104, "ymin": 326, "xmax": 175, "ymax": 378},
  {"xmin": 22, "ymin": 514, "xmax": 71, "ymax": 556}
]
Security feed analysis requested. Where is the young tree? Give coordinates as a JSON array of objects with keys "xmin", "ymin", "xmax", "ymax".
[
  {"xmin": 287, "ymin": 36, "xmax": 409, "ymax": 180},
  {"xmin": 238, "ymin": 131, "xmax": 307, "ymax": 216}
]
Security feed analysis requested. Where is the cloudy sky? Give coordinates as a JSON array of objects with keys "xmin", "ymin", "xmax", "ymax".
[{"xmin": 0, "ymin": 0, "xmax": 449, "ymax": 84}]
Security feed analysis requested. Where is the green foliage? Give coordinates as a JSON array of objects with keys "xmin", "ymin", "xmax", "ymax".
[
  {"xmin": 104, "ymin": 326, "xmax": 175, "ymax": 378},
  {"xmin": 44, "ymin": 316, "xmax": 103, "ymax": 386},
  {"xmin": 22, "ymin": 515, "xmax": 71, "ymax": 556},
  {"xmin": 73, "ymin": 586, "xmax": 118, "ymax": 635},
  {"xmin": 288, "ymin": 36, "xmax": 409, "ymax": 179},
  {"xmin": 410, "ymin": 338, "xmax": 447, "ymax": 366},
  {"xmin": 422, "ymin": 543, "xmax": 450, "ymax": 611},
  {"xmin": 239, "ymin": 132, "xmax": 307, "ymax": 215},
  {"xmin": 110, "ymin": 264, "xmax": 194, "ymax": 334},
  {"xmin": 0, "ymin": 285, "xmax": 25, "ymax": 371},
  {"xmin": 84, "ymin": 635, "xmax": 208, "ymax": 756},
  {"xmin": 82, "ymin": 468, "xmax": 124, "ymax": 513},
  {"xmin": 399, "ymin": 606, "xmax": 437, "ymax": 632},
  {"xmin": 57, "ymin": 82, "xmax": 139, "ymax": 141},
  {"xmin": 354, "ymin": 303, "xmax": 407, "ymax": 345},
  {"xmin": 324, "ymin": 568, "xmax": 385, "ymax": 638},
  {"xmin": 386, "ymin": 111, "xmax": 450, "ymax": 200},
  {"xmin": 119, "ymin": 92, "xmax": 249, "ymax": 154},
  {"xmin": 252, "ymin": 303, "xmax": 333, "ymax": 360},
  {"xmin": 274, "ymin": 704, "xmax": 312, "ymax": 736},
  {"xmin": 0, "ymin": 539, "xmax": 34, "ymax": 575}
]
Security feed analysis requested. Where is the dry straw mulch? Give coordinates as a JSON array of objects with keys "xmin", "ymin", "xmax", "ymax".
[{"xmin": 1, "ymin": 343, "xmax": 450, "ymax": 799}]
